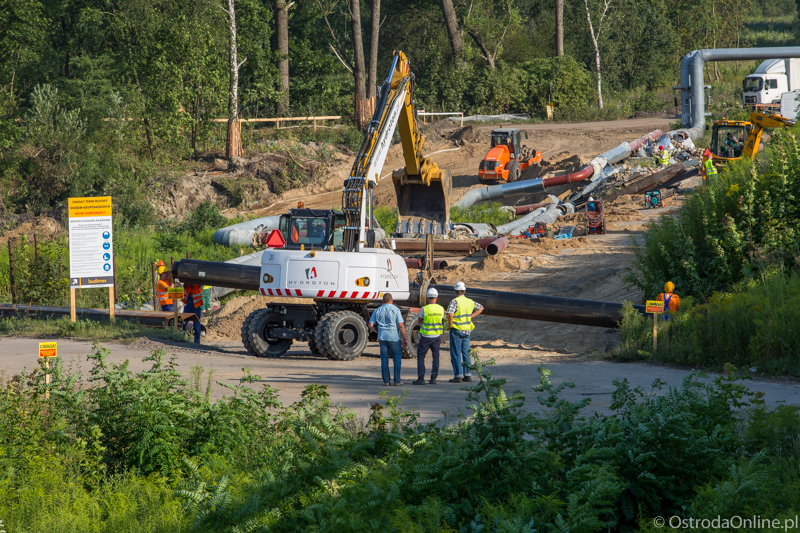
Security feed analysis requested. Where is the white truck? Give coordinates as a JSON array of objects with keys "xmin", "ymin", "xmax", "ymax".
[
  {"xmin": 780, "ymin": 90, "xmax": 800, "ymax": 121},
  {"xmin": 742, "ymin": 58, "xmax": 800, "ymax": 105}
]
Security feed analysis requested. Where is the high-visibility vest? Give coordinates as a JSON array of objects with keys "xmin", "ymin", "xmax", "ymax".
[
  {"xmin": 660, "ymin": 149, "xmax": 669, "ymax": 166},
  {"xmin": 183, "ymin": 284, "xmax": 205, "ymax": 309},
  {"xmin": 703, "ymin": 158, "xmax": 717, "ymax": 178},
  {"xmin": 450, "ymin": 295, "xmax": 476, "ymax": 331},
  {"xmin": 420, "ymin": 304, "xmax": 445, "ymax": 336},
  {"xmin": 156, "ymin": 280, "xmax": 172, "ymax": 306}
]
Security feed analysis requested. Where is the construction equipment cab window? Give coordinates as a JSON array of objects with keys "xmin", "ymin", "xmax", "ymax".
[
  {"xmin": 710, "ymin": 124, "xmax": 749, "ymax": 159},
  {"xmin": 279, "ymin": 208, "xmax": 346, "ymax": 249},
  {"xmin": 490, "ymin": 130, "xmax": 520, "ymax": 157}
]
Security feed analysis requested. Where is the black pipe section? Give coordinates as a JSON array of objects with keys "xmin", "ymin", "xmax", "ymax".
[
  {"xmin": 173, "ymin": 259, "xmax": 261, "ymax": 291},
  {"xmin": 396, "ymin": 285, "xmax": 646, "ymax": 329},
  {"xmin": 173, "ymin": 259, "xmax": 646, "ymax": 329}
]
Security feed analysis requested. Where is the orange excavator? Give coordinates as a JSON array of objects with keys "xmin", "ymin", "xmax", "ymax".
[{"xmin": 478, "ymin": 128, "xmax": 542, "ymax": 182}]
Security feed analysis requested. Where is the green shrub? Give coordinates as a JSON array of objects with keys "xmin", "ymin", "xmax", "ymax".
[
  {"xmin": 451, "ymin": 202, "xmax": 513, "ymax": 227},
  {"xmin": 373, "ymin": 205, "xmax": 398, "ymax": 232},
  {"xmin": 3, "ymin": 347, "xmax": 799, "ymax": 531}
]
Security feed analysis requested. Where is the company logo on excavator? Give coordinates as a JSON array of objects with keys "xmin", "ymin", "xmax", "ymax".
[{"xmin": 305, "ymin": 267, "xmax": 318, "ymax": 280}]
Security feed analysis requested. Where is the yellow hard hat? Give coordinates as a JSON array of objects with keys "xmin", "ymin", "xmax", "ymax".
[
  {"xmin": 157, "ymin": 266, "xmax": 167, "ymax": 274},
  {"xmin": 664, "ymin": 281, "xmax": 675, "ymax": 293}
]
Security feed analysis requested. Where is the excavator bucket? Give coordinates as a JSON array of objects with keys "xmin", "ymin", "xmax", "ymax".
[{"xmin": 392, "ymin": 163, "xmax": 451, "ymax": 235}]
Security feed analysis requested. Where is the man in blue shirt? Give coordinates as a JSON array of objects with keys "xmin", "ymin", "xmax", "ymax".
[{"xmin": 368, "ymin": 293, "xmax": 408, "ymax": 386}]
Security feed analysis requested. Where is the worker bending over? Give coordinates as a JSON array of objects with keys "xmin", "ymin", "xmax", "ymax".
[
  {"xmin": 182, "ymin": 283, "xmax": 205, "ymax": 344},
  {"xmin": 156, "ymin": 262, "xmax": 174, "ymax": 312},
  {"xmin": 656, "ymin": 281, "xmax": 681, "ymax": 321},
  {"xmin": 447, "ymin": 281, "xmax": 483, "ymax": 383},
  {"xmin": 413, "ymin": 288, "xmax": 445, "ymax": 385},
  {"xmin": 655, "ymin": 145, "xmax": 670, "ymax": 167}
]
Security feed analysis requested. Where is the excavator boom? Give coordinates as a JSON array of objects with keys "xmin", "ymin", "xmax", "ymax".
[
  {"xmin": 343, "ymin": 51, "xmax": 451, "ymax": 251},
  {"xmin": 743, "ymin": 111, "xmax": 796, "ymax": 158}
]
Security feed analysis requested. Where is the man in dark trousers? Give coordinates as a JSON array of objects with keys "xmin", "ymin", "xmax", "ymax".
[{"xmin": 412, "ymin": 288, "xmax": 445, "ymax": 385}]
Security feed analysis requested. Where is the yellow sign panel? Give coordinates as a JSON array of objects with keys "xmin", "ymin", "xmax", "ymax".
[
  {"xmin": 39, "ymin": 342, "xmax": 58, "ymax": 358},
  {"xmin": 646, "ymin": 300, "xmax": 665, "ymax": 314},
  {"xmin": 68, "ymin": 196, "xmax": 112, "ymax": 218},
  {"xmin": 167, "ymin": 287, "xmax": 185, "ymax": 297}
]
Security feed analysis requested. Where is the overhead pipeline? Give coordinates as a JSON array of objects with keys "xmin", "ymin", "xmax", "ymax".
[
  {"xmin": 678, "ymin": 47, "xmax": 800, "ymax": 139},
  {"xmin": 173, "ymin": 259, "xmax": 646, "ymax": 329}
]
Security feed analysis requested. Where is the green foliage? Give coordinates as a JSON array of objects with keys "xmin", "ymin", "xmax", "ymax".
[
  {"xmin": 627, "ymin": 125, "xmax": 800, "ymax": 300},
  {"xmin": 2, "ymin": 347, "xmax": 799, "ymax": 531},
  {"xmin": 373, "ymin": 205, "xmax": 398, "ymax": 233},
  {"xmin": 451, "ymin": 202, "xmax": 513, "ymax": 227},
  {"xmin": 617, "ymin": 269, "xmax": 800, "ymax": 375}
]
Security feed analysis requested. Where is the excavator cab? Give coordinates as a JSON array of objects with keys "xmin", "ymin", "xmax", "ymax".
[
  {"xmin": 710, "ymin": 119, "xmax": 751, "ymax": 161},
  {"xmin": 279, "ymin": 208, "xmax": 346, "ymax": 250}
]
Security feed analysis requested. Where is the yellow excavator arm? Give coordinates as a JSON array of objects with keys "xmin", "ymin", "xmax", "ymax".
[{"xmin": 743, "ymin": 112, "xmax": 797, "ymax": 158}]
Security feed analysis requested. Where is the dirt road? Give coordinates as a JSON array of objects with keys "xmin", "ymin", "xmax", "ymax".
[{"xmin": 3, "ymin": 337, "xmax": 799, "ymax": 424}]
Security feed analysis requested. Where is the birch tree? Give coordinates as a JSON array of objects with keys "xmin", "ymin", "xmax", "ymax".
[
  {"xmin": 223, "ymin": 0, "xmax": 245, "ymax": 158},
  {"xmin": 583, "ymin": 0, "xmax": 612, "ymax": 110}
]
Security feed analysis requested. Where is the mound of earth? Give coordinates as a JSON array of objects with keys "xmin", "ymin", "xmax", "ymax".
[
  {"xmin": 448, "ymin": 125, "xmax": 487, "ymax": 144},
  {"xmin": 206, "ymin": 294, "xmax": 311, "ymax": 340}
]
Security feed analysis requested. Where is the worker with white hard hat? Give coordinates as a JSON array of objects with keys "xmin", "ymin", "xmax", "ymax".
[
  {"xmin": 412, "ymin": 287, "xmax": 445, "ymax": 385},
  {"xmin": 446, "ymin": 281, "xmax": 483, "ymax": 383}
]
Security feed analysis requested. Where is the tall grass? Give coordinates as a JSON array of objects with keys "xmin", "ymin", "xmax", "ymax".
[
  {"xmin": 617, "ymin": 269, "xmax": 800, "ymax": 375},
  {"xmin": 450, "ymin": 201, "xmax": 514, "ymax": 227}
]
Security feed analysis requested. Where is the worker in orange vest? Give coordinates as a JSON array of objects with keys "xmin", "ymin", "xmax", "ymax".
[
  {"xmin": 182, "ymin": 283, "xmax": 205, "ymax": 344},
  {"xmin": 155, "ymin": 262, "xmax": 175, "ymax": 312},
  {"xmin": 656, "ymin": 281, "xmax": 681, "ymax": 321}
]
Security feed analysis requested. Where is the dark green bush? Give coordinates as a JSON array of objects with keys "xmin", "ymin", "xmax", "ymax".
[{"xmin": 2, "ymin": 348, "xmax": 799, "ymax": 532}]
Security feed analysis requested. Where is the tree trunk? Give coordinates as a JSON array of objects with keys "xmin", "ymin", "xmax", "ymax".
[
  {"xmin": 276, "ymin": 0, "xmax": 290, "ymax": 116},
  {"xmin": 368, "ymin": 0, "xmax": 380, "ymax": 99},
  {"xmin": 556, "ymin": 0, "xmax": 564, "ymax": 56},
  {"xmin": 583, "ymin": 0, "xmax": 605, "ymax": 110},
  {"xmin": 594, "ymin": 48, "xmax": 603, "ymax": 110},
  {"xmin": 226, "ymin": 0, "xmax": 243, "ymax": 159},
  {"xmin": 439, "ymin": 0, "xmax": 464, "ymax": 66},
  {"xmin": 467, "ymin": 29, "xmax": 495, "ymax": 69},
  {"xmin": 351, "ymin": 0, "xmax": 367, "ymax": 102}
]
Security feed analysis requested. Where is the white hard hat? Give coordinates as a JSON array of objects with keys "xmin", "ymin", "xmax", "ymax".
[
  {"xmin": 427, "ymin": 288, "xmax": 438, "ymax": 298},
  {"xmin": 454, "ymin": 281, "xmax": 466, "ymax": 291}
]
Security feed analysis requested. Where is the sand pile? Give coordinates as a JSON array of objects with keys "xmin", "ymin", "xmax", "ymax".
[{"xmin": 206, "ymin": 294, "xmax": 310, "ymax": 339}]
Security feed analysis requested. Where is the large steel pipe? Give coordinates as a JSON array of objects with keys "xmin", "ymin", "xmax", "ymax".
[
  {"xmin": 486, "ymin": 237, "xmax": 508, "ymax": 256},
  {"xmin": 173, "ymin": 259, "xmax": 261, "ymax": 291},
  {"xmin": 397, "ymin": 285, "xmax": 646, "ymax": 329},
  {"xmin": 173, "ymin": 260, "xmax": 646, "ymax": 329}
]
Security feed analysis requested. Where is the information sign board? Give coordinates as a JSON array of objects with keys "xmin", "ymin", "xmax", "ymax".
[
  {"xmin": 69, "ymin": 197, "xmax": 114, "ymax": 288},
  {"xmin": 39, "ymin": 342, "xmax": 57, "ymax": 358}
]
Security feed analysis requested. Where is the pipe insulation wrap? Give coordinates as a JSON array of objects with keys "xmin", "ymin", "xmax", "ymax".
[{"xmin": 213, "ymin": 215, "xmax": 281, "ymax": 246}]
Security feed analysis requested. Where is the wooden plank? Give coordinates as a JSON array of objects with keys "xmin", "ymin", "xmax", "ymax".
[{"xmin": 603, "ymin": 163, "xmax": 686, "ymax": 203}]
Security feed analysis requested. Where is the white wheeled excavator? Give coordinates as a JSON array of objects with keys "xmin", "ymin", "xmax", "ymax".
[{"xmin": 237, "ymin": 50, "xmax": 451, "ymax": 360}]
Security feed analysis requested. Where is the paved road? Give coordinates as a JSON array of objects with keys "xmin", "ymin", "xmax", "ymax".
[{"xmin": 2, "ymin": 336, "xmax": 798, "ymax": 424}]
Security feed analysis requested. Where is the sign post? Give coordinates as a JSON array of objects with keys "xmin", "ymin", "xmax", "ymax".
[
  {"xmin": 168, "ymin": 287, "xmax": 184, "ymax": 331},
  {"xmin": 645, "ymin": 300, "xmax": 664, "ymax": 353},
  {"xmin": 68, "ymin": 197, "xmax": 114, "ymax": 323},
  {"xmin": 39, "ymin": 342, "xmax": 57, "ymax": 399}
]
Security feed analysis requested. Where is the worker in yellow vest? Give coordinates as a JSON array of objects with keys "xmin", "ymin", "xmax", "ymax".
[
  {"xmin": 182, "ymin": 283, "xmax": 205, "ymax": 344},
  {"xmin": 155, "ymin": 263, "xmax": 174, "ymax": 312},
  {"xmin": 702, "ymin": 148, "xmax": 718, "ymax": 180},
  {"xmin": 446, "ymin": 281, "xmax": 483, "ymax": 383},
  {"xmin": 655, "ymin": 145, "xmax": 670, "ymax": 167},
  {"xmin": 412, "ymin": 287, "xmax": 445, "ymax": 385}
]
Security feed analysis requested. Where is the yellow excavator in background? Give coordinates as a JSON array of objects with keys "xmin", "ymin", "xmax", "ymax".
[{"xmin": 710, "ymin": 112, "xmax": 796, "ymax": 163}]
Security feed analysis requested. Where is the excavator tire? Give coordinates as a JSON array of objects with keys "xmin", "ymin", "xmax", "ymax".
[
  {"xmin": 319, "ymin": 310, "xmax": 368, "ymax": 361},
  {"xmin": 307, "ymin": 334, "xmax": 321, "ymax": 355},
  {"xmin": 240, "ymin": 308, "xmax": 262, "ymax": 357},
  {"xmin": 402, "ymin": 312, "xmax": 421, "ymax": 359},
  {"xmin": 314, "ymin": 314, "xmax": 336, "ymax": 359},
  {"xmin": 247, "ymin": 309, "xmax": 293, "ymax": 358},
  {"xmin": 507, "ymin": 160, "xmax": 521, "ymax": 182}
]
